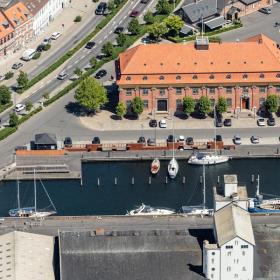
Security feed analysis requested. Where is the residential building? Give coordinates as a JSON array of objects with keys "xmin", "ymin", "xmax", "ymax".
[
  {"xmin": 117, "ymin": 34, "xmax": 280, "ymax": 114},
  {"xmin": 0, "ymin": 10, "xmax": 14, "ymax": 56},
  {"xmin": 0, "ymin": 231, "xmax": 55, "ymax": 280},
  {"xmin": 203, "ymin": 203, "xmax": 255, "ymax": 280}
]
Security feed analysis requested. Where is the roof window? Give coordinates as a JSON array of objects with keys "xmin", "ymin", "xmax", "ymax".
[
  {"xmin": 210, "ymin": 62, "xmax": 213, "ymax": 65},
  {"xmin": 176, "ymin": 75, "xmax": 181, "ymax": 80},
  {"xmin": 143, "ymin": 76, "xmax": 148, "ymax": 80},
  {"xmin": 177, "ymin": 62, "xmax": 180, "ymax": 66},
  {"xmin": 227, "ymin": 61, "xmax": 230, "ymax": 64},
  {"xmin": 276, "ymin": 73, "xmax": 280, "ymax": 78},
  {"xmin": 243, "ymin": 74, "xmax": 248, "ymax": 79},
  {"xmin": 159, "ymin": 75, "xmax": 165, "ymax": 80},
  {"xmin": 243, "ymin": 61, "xmax": 247, "ymax": 64},
  {"xmin": 192, "ymin": 74, "xmax": 198, "ymax": 80},
  {"xmin": 209, "ymin": 74, "xmax": 214, "ymax": 79},
  {"xmin": 160, "ymin": 63, "xmax": 163, "ymax": 66},
  {"xmin": 259, "ymin": 73, "xmax": 265, "ymax": 79},
  {"xmin": 126, "ymin": 76, "xmax": 131, "ymax": 80},
  {"xmin": 226, "ymin": 74, "xmax": 231, "ymax": 79}
]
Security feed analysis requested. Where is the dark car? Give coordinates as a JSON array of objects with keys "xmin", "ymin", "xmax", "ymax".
[
  {"xmin": 141, "ymin": 0, "xmax": 150, "ymax": 3},
  {"xmin": 186, "ymin": 137, "xmax": 194, "ymax": 145},
  {"xmin": 215, "ymin": 117, "xmax": 223, "ymax": 127},
  {"xmin": 95, "ymin": 2, "xmax": 107, "ymax": 15},
  {"xmin": 137, "ymin": 136, "xmax": 146, "ymax": 144},
  {"xmin": 64, "ymin": 137, "xmax": 72, "ymax": 147},
  {"xmin": 36, "ymin": 44, "xmax": 45, "ymax": 52},
  {"xmin": 147, "ymin": 138, "xmax": 156, "ymax": 146},
  {"xmin": 92, "ymin": 137, "xmax": 101, "ymax": 144},
  {"xmin": 12, "ymin": 62, "xmax": 23, "ymax": 70},
  {"xmin": 130, "ymin": 10, "xmax": 140, "ymax": 17},
  {"xmin": 259, "ymin": 7, "xmax": 271, "ymax": 14},
  {"xmin": 149, "ymin": 119, "xmax": 157, "ymax": 127},
  {"xmin": 224, "ymin": 118, "xmax": 232, "ymax": 127},
  {"xmin": 114, "ymin": 26, "xmax": 124, "ymax": 34},
  {"xmin": 215, "ymin": 135, "xmax": 223, "ymax": 142},
  {"xmin": 267, "ymin": 117, "xmax": 275, "ymax": 126},
  {"xmin": 167, "ymin": 135, "xmax": 175, "ymax": 143},
  {"xmin": 85, "ymin": 41, "xmax": 96, "ymax": 49},
  {"xmin": 95, "ymin": 69, "xmax": 107, "ymax": 79}
]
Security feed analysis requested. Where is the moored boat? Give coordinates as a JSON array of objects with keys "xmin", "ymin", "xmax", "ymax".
[
  {"xmin": 188, "ymin": 152, "xmax": 229, "ymax": 165},
  {"xmin": 151, "ymin": 158, "xmax": 160, "ymax": 175},
  {"xmin": 168, "ymin": 157, "xmax": 178, "ymax": 179},
  {"xmin": 127, "ymin": 203, "xmax": 175, "ymax": 216}
]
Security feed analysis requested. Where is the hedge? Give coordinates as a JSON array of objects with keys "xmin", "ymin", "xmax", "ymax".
[
  {"xmin": 0, "ymin": 102, "xmax": 13, "ymax": 114},
  {"xmin": 0, "ymin": 127, "xmax": 17, "ymax": 141}
]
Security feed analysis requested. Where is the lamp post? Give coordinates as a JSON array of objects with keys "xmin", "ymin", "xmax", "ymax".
[{"xmin": 141, "ymin": 123, "xmax": 144, "ymax": 138}]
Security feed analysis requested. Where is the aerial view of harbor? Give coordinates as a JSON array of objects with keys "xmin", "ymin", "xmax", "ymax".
[{"xmin": 1, "ymin": 0, "xmax": 280, "ymax": 279}]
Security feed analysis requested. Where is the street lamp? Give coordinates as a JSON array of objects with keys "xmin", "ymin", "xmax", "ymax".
[{"xmin": 141, "ymin": 123, "xmax": 144, "ymax": 138}]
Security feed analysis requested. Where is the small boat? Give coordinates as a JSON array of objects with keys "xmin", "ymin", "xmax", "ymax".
[
  {"xmin": 9, "ymin": 169, "xmax": 57, "ymax": 218},
  {"xmin": 188, "ymin": 152, "xmax": 229, "ymax": 165},
  {"xmin": 168, "ymin": 157, "xmax": 178, "ymax": 179},
  {"xmin": 151, "ymin": 158, "xmax": 160, "ymax": 175},
  {"xmin": 248, "ymin": 175, "xmax": 280, "ymax": 213},
  {"xmin": 127, "ymin": 203, "xmax": 175, "ymax": 216}
]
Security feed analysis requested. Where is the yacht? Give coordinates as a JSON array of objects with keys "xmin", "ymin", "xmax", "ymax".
[
  {"xmin": 127, "ymin": 203, "xmax": 175, "ymax": 216},
  {"xmin": 9, "ymin": 170, "xmax": 57, "ymax": 218},
  {"xmin": 168, "ymin": 115, "xmax": 179, "ymax": 178},
  {"xmin": 150, "ymin": 122, "xmax": 160, "ymax": 175}
]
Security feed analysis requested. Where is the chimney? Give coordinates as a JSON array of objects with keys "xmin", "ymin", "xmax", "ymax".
[{"xmin": 195, "ymin": 36, "xmax": 209, "ymax": 50}]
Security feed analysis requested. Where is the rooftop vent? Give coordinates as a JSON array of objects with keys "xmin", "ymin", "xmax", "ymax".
[{"xmin": 195, "ymin": 36, "xmax": 209, "ymax": 50}]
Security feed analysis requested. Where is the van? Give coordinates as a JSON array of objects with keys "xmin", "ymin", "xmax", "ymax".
[{"xmin": 21, "ymin": 49, "xmax": 36, "ymax": 61}]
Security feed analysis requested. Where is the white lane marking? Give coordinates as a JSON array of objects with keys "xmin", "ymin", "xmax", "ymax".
[
  {"xmin": 74, "ymin": 60, "xmax": 79, "ymax": 64},
  {"xmin": 123, "ymin": 15, "xmax": 127, "ymax": 20},
  {"xmin": 143, "ymin": 0, "xmax": 155, "ymax": 14},
  {"xmin": 109, "ymin": 30, "xmax": 113, "ymax": 34},
  {"xmin": 80, "ymin": 55, "xmax": 85, "ymax": 59},
  {"xmin": 104, "ymin": 35, "xmax": 108, "ymax": 39},
  {"xmin": 98, "ymin": 40, "xmax": 102, "ymax": 44}
]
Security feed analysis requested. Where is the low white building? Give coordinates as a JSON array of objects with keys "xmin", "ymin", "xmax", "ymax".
[
  {"xmin": 203, "ymin": 203, "xmax": 255, "ymax": 280},
  {"xmin": 213, "ymin": 174, "xmax": 248, "ymax": 211}
]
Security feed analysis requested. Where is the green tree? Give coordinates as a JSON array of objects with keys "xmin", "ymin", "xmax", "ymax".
[
  {"xmin": 43, "ymin": 92, "xmax": 50, "ymax": 99},
  {"xmin": 216, "ymin": 97, "xmax": 227, "ymax": 114},
  {"xmin": 0, "ymin": 85, "xmax": 11, "ymax": 105},
  {"xmin": 265, "ymin": 94, "xmax": 278, "ymax": 113},
  {"xmin": 114, "ymin": 0, "xmax": 122, "ymax": 5},
  {"xmin": 198, "ymin": 96, "xmax": 212, "ymax": 117},
  {"xmin": 75, "ymin": 76, "xmax": 108, "ymax": 112},
  {"xmin": 9, "ymin": 112, "xmax": 19, "ymax": 127},
  {"xmin": 183, "ymin": 96, "xmax": 195, "ymax": 116},
  {"xmin": 163, "ymin": 15, "xmax": 184, "ymax": 36},
  {"xmin": 128, "ymin": 18, "xmax": 140, "ymax": 35},
  {"xmin": 116, "ymin": 33, "xmax": 127, "ymax": 47},
  {"xmin": 148, "ymin": 22, "xmax": 168, "ymax": 41},
  {"xmin": 90, "ymin": 57, "xmax": 97, "ymax": 67},
  {"xmin": 25, "ymin": 100, "xmax": 33, "ymax": 111},
  {"xmin": 156, "ymin": 0, "xmax": 172, "ymax": 15},
  {"xmin": 101, "ymin": 41, "xmax": 115, "ymax": 57},
  {"xmin": 5, "ymin": 71, "xmax": 14, "ymax": 80},
  {"xmin": 116, "ymin": 102, "xmax": 127, "ymax": 118},
  {"xmin": 131, "ymin": 97, "xmax": 144, "ymax": 117},
  {"xmin": 74, "ymin": 15, "xmax": 82, "ymax": 22},
  {"xmin": 74, "ymin": 67, "xmax": 83, "ymax": 77},
  {"xmin": 17, "ymin": 71, "xmax": 29, "ymax": 89},
  {"xmin": 108, "ymin": 0, "xmax": 115, "ymax": 10},
  {"xmin": 144, "ymin": 10, "xmax": 155, "ymax": 24}
]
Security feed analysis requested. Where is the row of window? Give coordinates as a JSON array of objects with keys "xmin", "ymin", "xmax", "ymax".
[
  {"xmin": 225, "ymin": 244, "xmax": 249, "ymax": 249},
  {"xmin": 125, "ymin": 86, "xmax": 280, "ymax": 96},
  {"xmin": 125, "ymin": 73, "xmax": 280, "ymax": 81}
]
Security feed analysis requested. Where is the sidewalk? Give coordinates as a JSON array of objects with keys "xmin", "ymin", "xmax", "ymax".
[{"xmin": 0, "ymin": 0, "xmax": 102, "ymax": 79}]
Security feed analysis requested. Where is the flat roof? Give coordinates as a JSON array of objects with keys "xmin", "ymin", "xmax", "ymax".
[
  {"xmin": 213, "ymin": 185, "xmax": 248, "ymax": 201},
  {"xmin": 204, "ymin": 16, "xmax": 227, "ymax": 30}
]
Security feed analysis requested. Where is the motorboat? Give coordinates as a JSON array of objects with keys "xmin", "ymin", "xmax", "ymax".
[
  {"xmin": 127, "ymin": 203, "xmax": 175, "ymax": 216},
  {"xmin": 151, "ymin": 158, "xmax": 160, "ymax": 175},
  {"xmin": 188, "ymin": 152, "xmax": 229, "ymax": 165},
  {"xmin": 168, "ymin": 157, "xmax": 179, "ymax": 179}
]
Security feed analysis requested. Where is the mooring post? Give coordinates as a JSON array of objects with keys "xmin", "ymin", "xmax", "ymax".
[
  {"xmin": 217, "ymin": 176, "xmax": 220, "ymax": 184},
  {"xmin": 165, "ymin": 177, "xmax": 168, "ymax": 184},
  {"xmin": 97, "ymin": 177, "xmax": 100, "ymax": 187},
  {"xmin": 131, "ymin": 177, "xmax": 134, "ymax": 185},
  {"xmin": 149, "ymin": 177, "xmax": 151, "ymax": 184},
  {"xmin": 114, "ymin": 177, "xmax": 117, "ymax": 185},
  {"xmin": 200, "ymin": 176, "xmax": 202, "ymax": 184},
  {"xmin": 182, "ymin": 176, "xmax": 186, "ymax": 184},
  {"xmin": 251, "ymin": 174, "xmax": 254, "ymax": 183}
]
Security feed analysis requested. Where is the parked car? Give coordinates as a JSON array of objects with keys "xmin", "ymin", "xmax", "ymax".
[
  {"xmin": 224, "ymin": 118, "xmax": 232, "ymax": 127},
  {"xmin": 257, "ymin": 118, "xmax": 266, "ymax": 126},
  {"xmin": 57, "ymin": 71, "xmax": 68, "ymax": 80},
  {"xmin": 114, "ymin": 26, "xmax": 124, "ymax": 34},
  {"xmin": 186, "ymin": 137, "xmax": 194, "ymax": 145},
  {"xmin": 92, "ymin": 137, "xmax": 101, "ymax": 144},
  {"xmin": 95, "ymin": 2, "xmax": 107, "ymax": 15},
  {"xmin": 147, "ymin": 138, "xmax": 156, "ymax": 146},
  {"xmin": 267, "ymin": 117, "xmax": 275, "ymax": 126},
  {"xmin": 178, "ymin": 135, "xmax": 185, "ymax": 142},
  {"xmin": 85, "ymin": 41, "xmax": 96, "ymax": 49},
  {"xmin": 167, "ymin": 135, "xmax": 175, "ymax": 143},
  {"xmin": 36, "ymin": 44, "xmax": 45, "ymax": 52},
  {"xmin": 137, "ymin": 136, "xmax": 146, "ymax": 144},
  {"xmin": 215, "ymin": 117, "xmax": 223, "ymax": 127},
  {"xmin": 14, "ymin": 103, "xmax": 26, "ymax": 112},
  {"xmin": 251, "ymin": 136, "xmax": 260, "ymax": 144},
  {"xmin": 95, "ymin": 69, "xmax": 107, "ymax": 79},
  {"xmin": 51, "ymin": 32, "xmax": 62, "ymax": 40},
  {"xmin": 234, "ymin": 134, "xmax": 242, "ymax": 145},
  {"xmin": 130, "ymin": 10, "xmax": 140, "ymax": 17},
  {"xmin": 64, "ymin": 137, "xmax": 73, "ymax": 147},
  {"xmin": 159, "ymin": 119, "xmax": 167, "ymax": 128},
  {"xmin": 149, "ymin": 119, "xmax": 157, "ymax": 127},
  {"xmin": 42, "ymin": 37, "xmax": 51, "ymax": 45},
  {"xmin": 259, "ymin": 7, "xmax": 272, "ymax": 14},
  {"xmin": 215, "ymin": 135, "xmax": 223, "ymax": 142},
  {"xmin": 141, "ymin": 0, "xmax": 150, "ymax": 3},
  {"xmin": 12, "ymin": 62, "xmax": 23, "ymax": 70},
  {"xmin": 0, "ymin": 75, "xmax": 5, "ymax": 81}
]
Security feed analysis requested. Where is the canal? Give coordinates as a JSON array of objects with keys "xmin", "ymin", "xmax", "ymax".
[{"xmin": 0, "ymin": 158, "xmax": 278, "ymax": 216}]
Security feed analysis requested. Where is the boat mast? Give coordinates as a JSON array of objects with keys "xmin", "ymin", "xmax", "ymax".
[
  {"xmin": 256, "ymin": 174, "xmax": 260, "ymax": 197},
  {"xmin": 214, "ymin": 103, "xmax": 216, "ymax": 153},
  {"xmin": 172, "ymin": 113, "xmax": 175, "ymax": 158},
  {"xmin": 34, "ymin": 169, "xmax": 37, "ymax": 212},
  {"xmin": 16, "ymin": 172, "xmax": 20, "ymax": 210},
  {"xmin": 154, "ymin": 110, "xmax": 157, "ymax": 159},
  {"xmin": 203, "ymin": 164, "xmax": 206, "ymax": 209}
]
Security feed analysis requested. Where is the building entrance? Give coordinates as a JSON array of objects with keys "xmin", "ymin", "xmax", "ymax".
[
  {"xmin": 241, "ymin": 97, "xmax": 250, "ymax": 110},
  {"xmin": 157, "ymin": 99, "xmax": 168, "ymax": 112}
]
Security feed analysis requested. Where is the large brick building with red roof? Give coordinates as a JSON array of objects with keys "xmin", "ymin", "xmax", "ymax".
[{"xmin": 116, "ymin": 34, "xmax": 280, "ymax": 114}]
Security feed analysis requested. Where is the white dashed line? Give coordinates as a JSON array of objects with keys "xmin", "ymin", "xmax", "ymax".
[
  {"xmin": 74, "ymin": 60, "xmax": 79, "ymax": 64},
  {"xmin": 104, "ymin": 35, "xmax": 108, "ymax": 39},
  {"xmin": 80, "ymin": 55, "xmax": 85, "ymax": 59},
  {"xmin": 98, "ymin": 40, "xmax": 102, "ymax": 44}
]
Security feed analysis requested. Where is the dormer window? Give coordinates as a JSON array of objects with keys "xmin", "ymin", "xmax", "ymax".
[
  {"xmin": 259, "ymin": 73, "xmax": 265, "ymax": 79},
  {"xmin": 243, "ymin": 74, "xmax": 248, "ymax": 79},
  {"xmin": 126, "ymin": 76, "xmax": 131, "ymax": 81},
  {"xmin": 176, "ymin": 75, "xmax": 181, "ymax": 80},
  {"xmin": 209, "ymin": 74, "xmax": 214, "ymax": 79},
  {"xmin": 276, "ymin": 73, "xmax": 280, "ymax": 78},
  {"xmin": 192, "ymin": 74, "xmax": 198, "ymax": 80},
  {"xmin": 226, "ymin": 74, "xmax": 231, "ymax": 79},
  {"xmin": 159, "ymin": 75, "xmax": 164, "ymax": 80},
  {"xmin": 143, "ymin": 76, "xmax": 148, "ymax": 80}
]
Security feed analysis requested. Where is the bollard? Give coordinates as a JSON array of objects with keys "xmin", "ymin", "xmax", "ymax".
[
  {"xmin": 131, "ymin": 177, "xmax": 134, "ymax": 185},
  {"xmin": 251, "ymin": 174, "xmax": 254, "ymax": 183},
  {"xmin": 149, "ymin": 177, "xmax": 151, "ymax": 184},
  {"xmin": 182, "ymin": 176, "xmax": 186, "ymax": 184},
  {"xmin": 114, "ymin": 177, "xmax": 117, "ymax": 185},
  {"xmin": 97, "ymin": 177, "xmax": 100, "ymax": 187},
  {"xmin": 165, "ymin": 177, "xmax": 168, "ymax": 184}
]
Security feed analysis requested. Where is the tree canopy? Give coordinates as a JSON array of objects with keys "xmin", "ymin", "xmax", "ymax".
[
  {"xmin": 74, "ymin": 76, "xmax": 108, "ymax": 112},
  {"xmin": 198, "ymin": 96, "xmax": 212, "ymax": 116},
  {"xmin": 116, "ymin": 102, "xmax": 127, "ymax": 118},
  {"xmin": 265, "ymin": 94, "xmax": 279, "ymax": 113},
  {"xmin": 9, "ymin": 112, "xmax": 19, "ymax": 127},
  {"xmin": 131, "ymin": 97, "xmax": 144, "ymax": 117},
  {"xmin": 17, "ymin": 71, "xmax": 29, "ymax": 89},
  {"xmin": 148, "ymin": 22, "xmax": 168, "ymax": 41},
  {"xmin": 116, "ymin": 33, "xmax": 127, "ymax": 47},
  {"xmin": 144, "ymin": 10, "xmax": 155, "ymax": 24},
  {"xmin": 216, "ymin": 97, "xmax": 227, "ymax": 114},
  {"xmin": 0, "ymin": 85, "xmax": 11, "ymax": 105},
  {"xmin": 101, "ymin": 42, "xmax": 115, "ymax": 57},
  {"xmin": 128, "ymin": 18, "xmax": 140, "ymax": 35},
  {"xmin": 183, "ymin": 96, "xmax": 195, "ymax": 116},
  {"xmin": 163, "ymin": 15, "xmax": 184, "ymax": 36},
  {"xmin": 156, "ymin": 0, "xmax": 172, "ymax": 15}
]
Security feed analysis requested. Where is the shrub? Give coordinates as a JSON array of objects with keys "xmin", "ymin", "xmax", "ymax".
[
  {"xmin": 5, "ymin": 72, "xmax": 14, "ymax": 80},
  {"xmin": 32, "ymin": 52, "xmax": 41, "ymax": 59},
  {"xmin": 0, "ymin": 127, "xmax": 17, "ymax": 141},
  {"xmin": 43, "ymin": 44, "xmax": 51, "ymax": 51},
  {"xmin": 74, "ymin": 15, "xmax": 82, "ymax": 22},
  {"xmin": 25, "ymin": 101, "xmax": 33, "ymax": 111}
]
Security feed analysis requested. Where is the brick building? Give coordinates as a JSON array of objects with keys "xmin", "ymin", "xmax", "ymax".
[
  {"xmin": 116, "ymin": 34, "xmax": 280, "ymax": 115},
  {"xmin": 0, "ymin": 11, "xmax": 14, "ymax": 56}
]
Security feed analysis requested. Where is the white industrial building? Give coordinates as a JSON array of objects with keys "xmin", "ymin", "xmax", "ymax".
[
  {"xmin": 0, "ymin": 231, "xmax": 55, "ymax": 280},
  {"xmin": 203, "ymin": 203, "xmax": 255, "ymax": 280}
]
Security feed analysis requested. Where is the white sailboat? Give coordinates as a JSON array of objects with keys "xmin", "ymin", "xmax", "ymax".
[
  {"xmin": 168, "ymin": 115, "xmax": 179, "ymax": 179},
  {"xmin": 182, "ymin": 164, "xmax": 213, "ymax": 216},
  {"xmin": 188, "ymin": 104, "xmax": 229, "ymax": 165},
  {"xmin": 9, "ymin": 170, "xmax": 57, "ymax": 218},
  {"xmin": 151, "ymin": 120, "xmax": 160, "ymax": 175}
]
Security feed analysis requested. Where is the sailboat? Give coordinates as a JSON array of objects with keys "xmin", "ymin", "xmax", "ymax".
[
  {"xmin": 151, "ymin": 122, "xmax": 160, "ymax": 175},
  {"xmin": 188, "ymin": 104, "xmax": 229, "ymax": 165},
  {"xmin": 181, "ymin": 164, "xmax": 213, "ymax": 216},
  {"xmin": 168, "ymin": 115, "xmax": 178, "ymax": 179},
  {"xmin": 9, "ymin": 170, "xmax": 57, "ymax": 218}
]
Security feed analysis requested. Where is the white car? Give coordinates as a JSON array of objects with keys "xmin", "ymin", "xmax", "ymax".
[
  {"xmin": 51, "ymin": 32, "xmax": 62, "ymax": 40},
  {"xmin": 234, "ymin": 134, "xmax": 242, "ymax": 145},
  {"xmin": 251, "ymin": 136, "xmax": 260, "ymax": 144},
  {"xmin": 257, "ymin": 118, "xmax": 266, "ymax": 126},
  {"xmin": 178, "ymin": 135, "xmax": 185, "ymax": 142},
  {"xmin": 159, "ymin": 119, "xmax": 167, "ymax": 128},
  {"xmin": 14, "ymin": 103, "xmax": 26, "ymax": 112},
  {"xmin": 57, "ymin": 71, "xmax": 68, "ymax": 80}
]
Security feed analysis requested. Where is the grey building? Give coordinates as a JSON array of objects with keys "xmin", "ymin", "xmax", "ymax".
[{"xmin": 34, "ymin": 133, "xmax": 57, "ymax": 150}]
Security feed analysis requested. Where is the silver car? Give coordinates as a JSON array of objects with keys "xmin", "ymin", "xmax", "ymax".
[
  {"xmin": 234, "ymin": 134, "xmax": 242, "ymax": 145},
  {"xmin": 251, "ymin": 136, "xmax": 260, "ymax": 144}
]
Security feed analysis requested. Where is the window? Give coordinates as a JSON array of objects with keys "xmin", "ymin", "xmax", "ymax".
[
  {"xmin": 227, "ymin": 266, "xmax": 231, "ymax": 272},
  {"xmin": 226, "ymin": 74, "xmax": 231, "ymax": 79},
  {"xmin": 241, "ymin": 245, "xmax": 248, "ymax": 249},
  {"xmin": 159, "ymin": 88, "xmax": 166, "ymax": 95},
  {"xmin": 226, "ymin": 98, "xmax": 232, "ymax": 107},
  {"xmin": 176, "ymin": 88, "xmax": 182, "ymax": 95},
  {"xmin": 211, "ymin": 252, "xmax": 215, "ymax": 255},
  {"xmin": 234, "ymin": 274, "xmax": 238, "ymax": 278},
  {"xmin": 210, "ymin": 99, "xmax": 215, "ymax": 107},
  {"xmin": 176, "ymin": 75, "xmax": 181, "ymax": 80},
  {"xmin": 176, "ymin": 99, "xmax": 183, "ymax": 110},
  {"xmin": 192, "ymin": 88, "xmax": 199, "ymax": 95},
  {"xmin": 209, "ymin": 74, "xmax": 214, "ymax": 79},
  {"xmin": 259, "ymin": 86, "xmax": 266, "ymax": 93},
  {"xmin": 211, "ymin": 267, "xmax": 215, "ymax": 271},
  {"xmin": 142, "ymin": 88, "xmax": 149, "ymax": 95},
  {"xmin": 208, "ymin": 87, "xmax": 216, "ymax": 94},
  {"xmin": 126, "ymin": 76, "xmax": 131, "ymax": 81},
  {"xmin": 143, "ymin": 76, "xmax": 148, "ymax": 80},
  {"xmin": 242, "ymin": 251, "xmax": 246, "ymax": 256},
  {"xmin": 242, "ymin": 87, "xmax": 248, "ymax": 94},
  {"xmin": 234, "ymin": 259, "xmax": 239, "ymax": 264},
  {"xmin": 276, "ymin": 73, "xmax": 280, "ymax": 78},
  {"xmin": 226, "ymin": 87, "xmax": 232, "ymax": 94},
  {"xmin": 225, "ymin": 245, "xmax": 233, "ymax": 249},
  {"xmin": 243, "ymin": 74, "xmax": 248, "ymax": 79},
  {"xmin": 275, "ymin": 86, "xmax": 280, "ymax": 92},
  {"xmin": 234, "ymin": 240, "xmax": 238, "ymax": 245},
  {"xmin": 227, "ymin": 251, "xmax": 231, "ymax": 257},
  {"xmin": 126, "ymin": 89, "xmax": 133, "ymax": 96},
  {"xmin": 259, "ymin": 73, "xmax": 265, "ymax": 79},
  {"xmin": 259, "ymin": 98, "xmax": 265, "ymax": 106},
  {"xmin": 143, "ymin": 100, "xmax": 148, "ymax": 109},
  {"xmin": 211, "ymin": 258, "xmax": 214, "ymax": 264},
  {"xmin": 159, "ymin": 75, "xmax": 165, "ymax": 80},
  {"xmin": 192, "ymin": 74, "xmax": 198, "ymax": 80},
  {"xmin": 211, "ymin": 274, "xmax": 214, "ymax": 279}
]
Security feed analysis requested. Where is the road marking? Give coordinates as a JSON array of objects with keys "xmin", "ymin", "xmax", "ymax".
[
  {"xmin": 109, "ymin": 30, "xmax": 113, "ymax": 34},
  {"xmin": 123, "ymin": 15, "xmax": 127, "ymax": 20},
  {"xmin": 74, "ymin": 60, "xmax": 79, "ymax": 64},
  {"xmin": 98, "ymin": 40, "xmax": 102, "ymax": 44},
  {"xmin": 81, "ymin": 55, "xmax": 85, "ymax": 59},
  {"xmin": 104, "ymin": 35, "xmax": 108, "ymax": 39}
]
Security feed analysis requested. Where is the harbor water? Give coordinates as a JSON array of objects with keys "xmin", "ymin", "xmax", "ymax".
[{"xmin": 0, "ymin": 158, "xmax": 278, "ymax": 216}]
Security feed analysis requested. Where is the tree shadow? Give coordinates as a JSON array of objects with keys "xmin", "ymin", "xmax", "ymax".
[
  {"xmin": 174, "ymin": 112, "xmax": 188, "ymax": 120},
  {"xmin": 110, "ymin": 114, "xmax": 121, "ymax": 121},
  {"xmin": 64, "ymin": 101, "xmax": 88, "ymax": 117}
]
